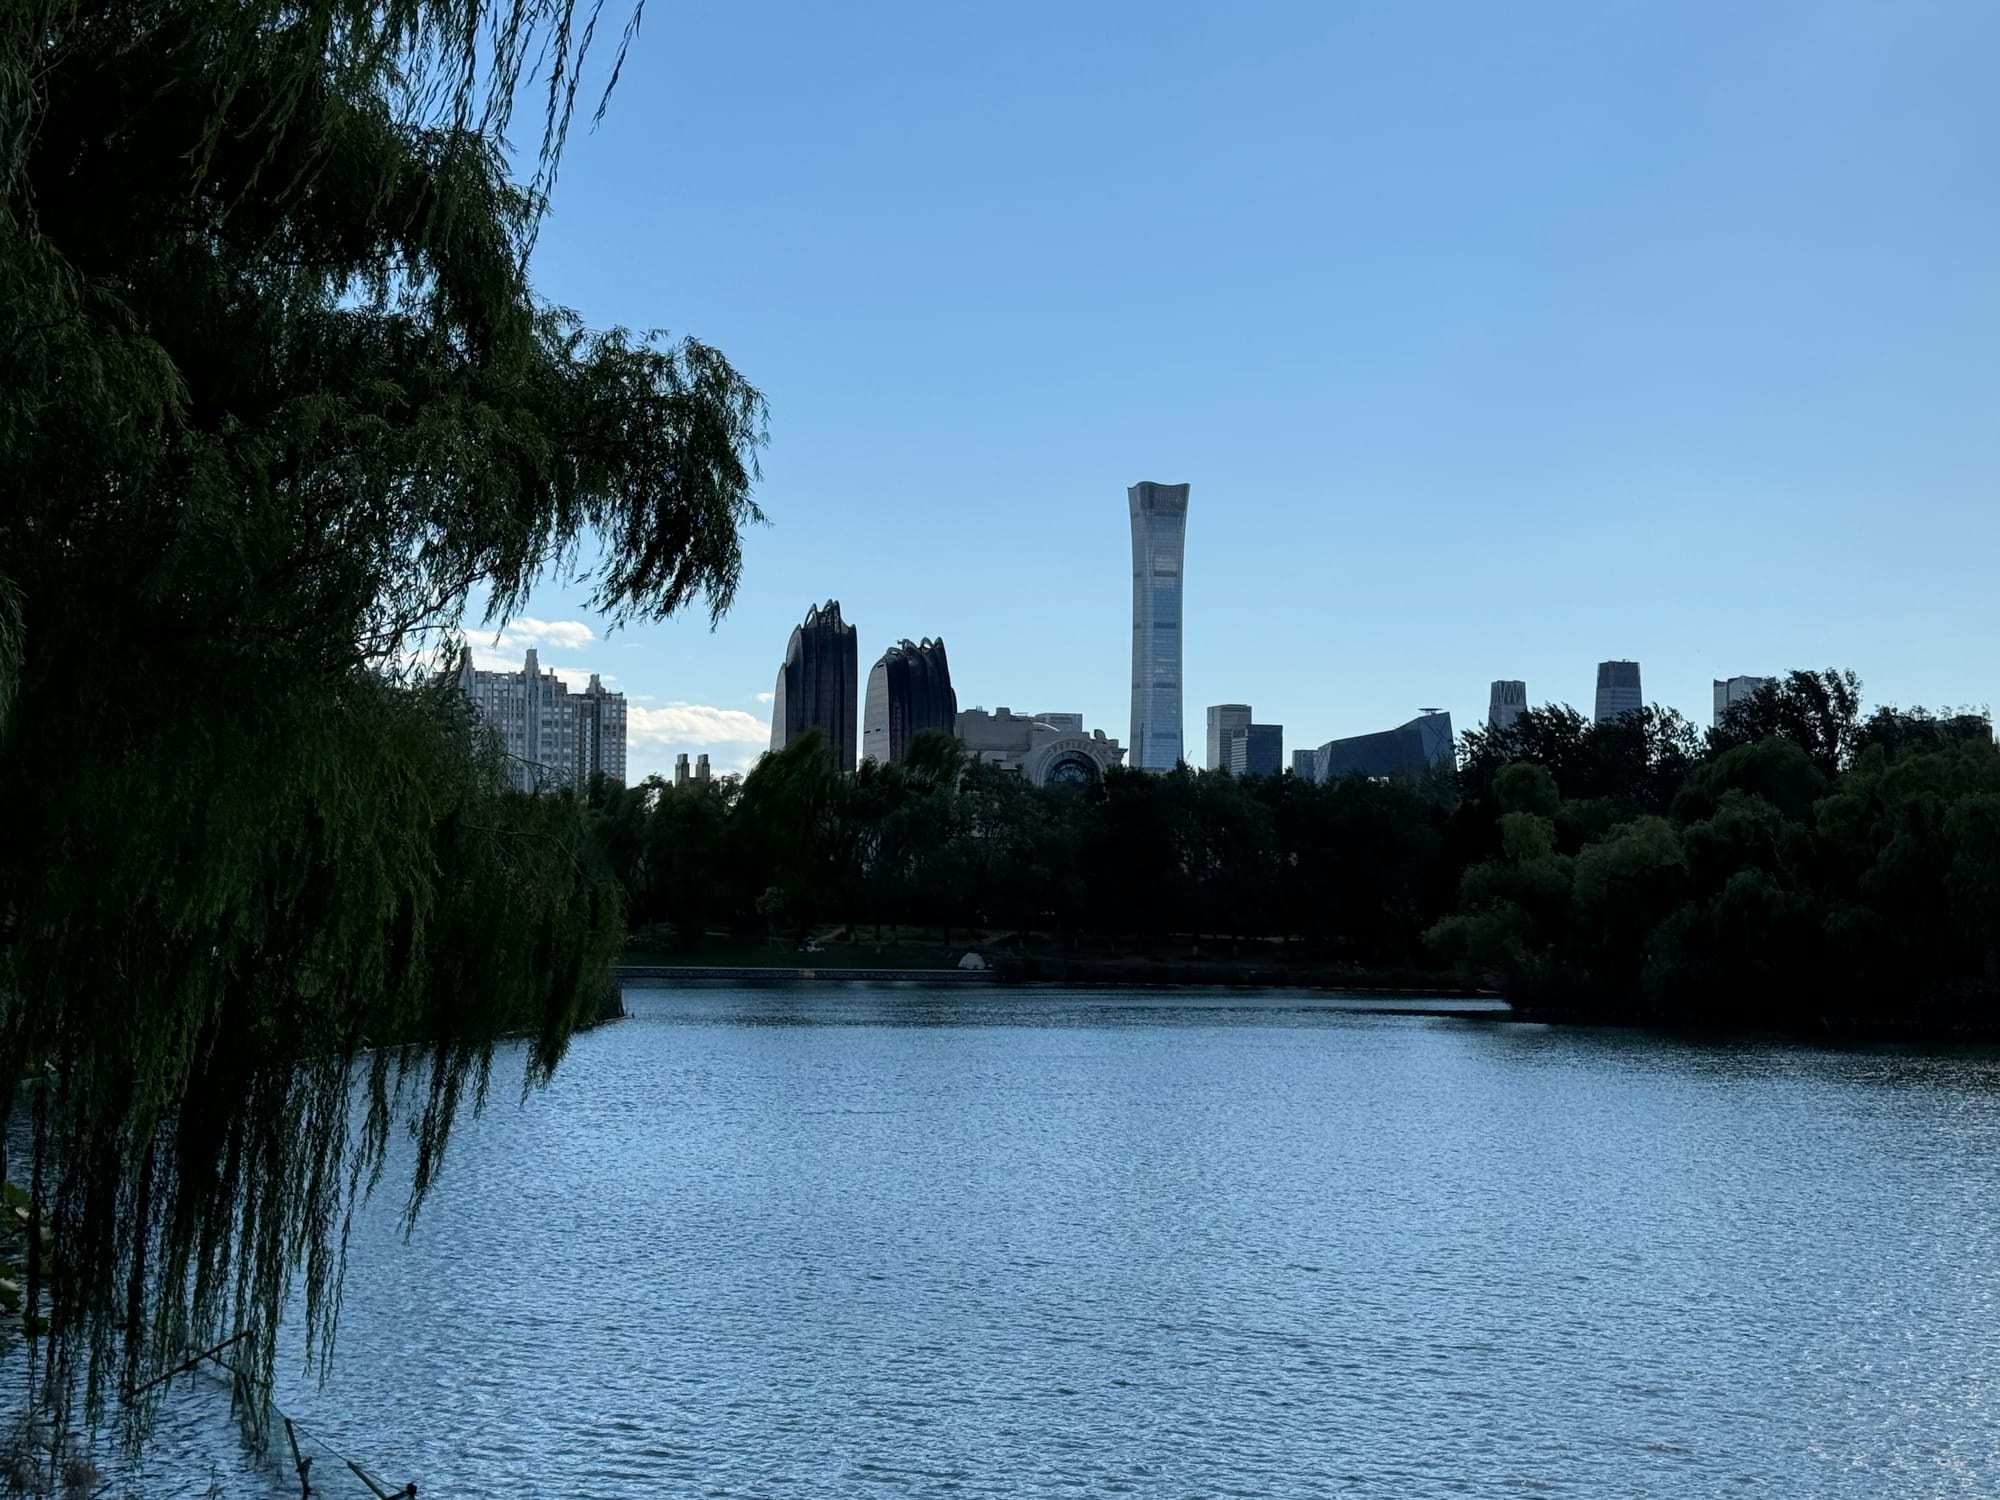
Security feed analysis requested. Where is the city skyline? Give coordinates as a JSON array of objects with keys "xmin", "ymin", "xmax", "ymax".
[
  {"xmin": 469, "ymin": 3, "xmax": 2000, "ymax": 781},
  {"xmin": 469, "ymin": 585, "xmax": 1985, "ymax": 784}
]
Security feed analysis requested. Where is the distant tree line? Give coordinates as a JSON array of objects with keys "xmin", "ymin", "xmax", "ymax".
[{"xmin": 593, "ymin": 670, "xmax": 2000, "ymax": 1032}]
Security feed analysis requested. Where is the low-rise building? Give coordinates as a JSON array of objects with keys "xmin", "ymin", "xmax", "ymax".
[
  {"xmin": 1301, "ymin": 711, "xmax": 1453, "ymax": 784},
  {"xmin": 955, "ymin": 708, "xmax": 1126, "ymax": 787}
]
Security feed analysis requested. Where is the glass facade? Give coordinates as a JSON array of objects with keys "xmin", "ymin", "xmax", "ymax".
[
  {"xmin": 1310, "ymin": 712, "xmax": 1454, "ymax": 783},
  {"xmin": 862, "ymin": 638, "xmax": 957, "ymax": 764},
  {"xmin": 1240, "ymin": 723, "xmax": 1283, "ymax": 776},
  {"xmin": 1206, "ymin": 704, "xmax": 1251, "ymax": 771},
  {"xmin": 1594, "ymin": 660, "xmax": 1643, "ymax": 724},
  {"xmin": 1487, "ymin": 680, "xmax": 1527, "ymax": 733},
  {"xmin": 770, "ymin": 600, "xmax": 859, "ymax": 773},
  {"xmin": 1129, "ymin": 481, "xmax": 1190, "ymax": 771}
]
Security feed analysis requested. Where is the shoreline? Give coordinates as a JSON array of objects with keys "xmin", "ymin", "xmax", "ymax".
[
  {"xmin": 613, "ymin": 961, "xmax": 1495, "ymax": 997},
  {"xmin": 612, "ymin": 966, "xmax": 2000, "ymax": 1045}
]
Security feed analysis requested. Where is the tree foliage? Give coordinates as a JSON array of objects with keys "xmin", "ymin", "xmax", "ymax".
[
  {"xmin": 2, "ymin": 0, "xmax": 762, "ymax": 1439},
  {"xmin": 1438, "ymin": 682, "xmax": 2000, "ymax": 1028},
  {"xmin": 620, "ymin": 676, "xmax": 2000, "ymax": 1040},
  {"xmin": 619, "ymin": 747, "xmax": 1454, "ymax": 964}
]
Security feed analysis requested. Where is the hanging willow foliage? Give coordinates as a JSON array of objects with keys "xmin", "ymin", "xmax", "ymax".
[{"xmin": 0, "ymin": 0, "xmax": 764, "ymax": 1443}]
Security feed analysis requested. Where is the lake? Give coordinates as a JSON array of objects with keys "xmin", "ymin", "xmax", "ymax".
[{"xmin": 129, "ymin": 985, "xmax": 2000, "ymax": 1496}]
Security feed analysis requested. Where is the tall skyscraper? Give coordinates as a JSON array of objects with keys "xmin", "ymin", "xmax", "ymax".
[
  {"xmin": 457, "ymin": 647, "xmax": 627, "ymax": 793},
  {"xmin": 1713, "ymin": 675, "xmax": 1770, "ymax": 726},
  {"xmin": 1488, "ymin": 680, "xmax": 1527, "ymax": 733},
  {"xmin": 1594, "ymin": 661, "xmax": 1643, "ymax": 724},
  {"xmin": 862, "ymin": 638, "xmax": 957, "ymax": 764},
  {"xmin": 1206, "ymin": 703, "xmax": 1252, "ymax": 771},
  {"xmin": 1128, "ymin": 481, "xmax": 1189, "ymax": 771},
  {"xmin": 770, "ymin": 600, "xmax": 859, "ymax": 773}
]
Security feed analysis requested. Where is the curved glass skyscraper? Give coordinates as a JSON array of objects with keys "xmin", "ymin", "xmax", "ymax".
[
  {"xmin": 861, "ymin": 638, "xmax": 957, "ymax": 764},
  {"xmin": 770, "ymin": 600, "xmax": 859, "ymax": 773},
  {"xmin": 1128, "ymin": 481, "xmax": 1189, "ymax": 771}
]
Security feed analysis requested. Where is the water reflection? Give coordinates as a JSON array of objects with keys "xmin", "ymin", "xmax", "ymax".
[{"xmin": 52, "ymin": 986, "xmax": 2000, "ymax": 1497}]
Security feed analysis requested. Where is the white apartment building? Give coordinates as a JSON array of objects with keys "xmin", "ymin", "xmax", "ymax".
[{"xmin": 457, "ymin": 647, "xmax": 627, "ymax": 793}]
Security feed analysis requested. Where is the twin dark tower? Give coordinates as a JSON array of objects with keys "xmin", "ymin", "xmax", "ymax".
[
  {"xmin": 768, "ymin": 600, "xmax": 956, "ymax": 771},
  {"xmin": 770, "ymin": 600, "xmax": 859, "ymax": 772},
  {"xmin": 774, "ymin": 481, "xmax": 1188, "ymax": 776}
]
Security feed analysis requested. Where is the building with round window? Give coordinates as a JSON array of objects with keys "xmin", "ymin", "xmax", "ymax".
[{"xmin": 954, "ymin": 708, "xmax": 1126, "ymax": 787}]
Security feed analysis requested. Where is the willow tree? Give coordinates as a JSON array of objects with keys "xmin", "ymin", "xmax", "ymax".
[{"xmin": 0, "ymin": 0, "xmax": 764, "ymax": 1440}]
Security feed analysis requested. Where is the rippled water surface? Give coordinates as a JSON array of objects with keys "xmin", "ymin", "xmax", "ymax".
[{"xmin": 144, "ymin": 986, "xmax": 2000, "ymax": 1495}]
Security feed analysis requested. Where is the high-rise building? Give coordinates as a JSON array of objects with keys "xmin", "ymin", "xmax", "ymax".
[
  {"xmin": 1713, "ymin": 675, "xmax": 1770, "ymax": 726},
  {"xmin": 1291, "ymin": 748, "xmax": 1317, "ymax": 779},
  {"xmin": 1301, "ymin": 712, "xmax": 1454, "ymax": 784},
  {"xmin": 955, "ymin": 708, "xmax": 1126, "ymax": 787},
  {"xmin": 1594, "ymin": 661, "xmax": 1642, "ymax": 724},
  {"xmin": 770, "ymin": 600, "xmax": 859, "ymax": 773},
  {"xmin": 1129, "ymin": 481, "xmax": 1189, "ymax": 771},
  {"xmin": 862, "ymin": 638, "xmax": 957, "ymax": 764},
  {"xmin": 1232, "ymin": 724, "xmax": 1280, "ymax": 776},
  {"xmin": 1206, "ymin": 704, "xmax": 1252, "ymax": 771},
  {"xmin": 695, "ymin": 754, "xmax": 712, "ymax": 783},
  {"xmin": 1228, "ymin": 723, "xmax": 1284, "ymax": 777},
  {"xmin": 456, "ymin": 647, "xmax": 627, "ymax": 793},
  {"xmin": 572, "ymin": 672, "xmax": 627, "ymax": 788},
  {"xmin": 1488, "ymin": 680, "xmax": 1527, "ymax": 733},
  {"xmin": 674, "ymin": 753, "xmax": 690, "ymax": 787}
]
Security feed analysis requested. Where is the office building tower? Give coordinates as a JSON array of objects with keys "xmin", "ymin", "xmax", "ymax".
[
  {"xmin": 769, "ymin": 600, "xmax": 859, "ymax": 773},
  {"xmin": 695, "ymin": 754, "xmax": 712, "ymax": 783},
  {"xmin": 1245, "ymin": 723, "xmax": 1283, "ymax": 776},
  {"xmin": 1594, "ymin": 661, "xmax": 1643, "ymax": 724},
  {"xmin": 457, "ymin": 646, "xmax": 627, "ymax": 794},
  {"xmin": 1129, "ymin": 481, "xmax": 1190, "ymax": 770},
  {"xmin": 1292, "ymin": 748, "xmax": 1317, "ymax": 779},
  {"xmin": 861, "ymin": 638, "xmax": 958, "ymax": 764},
  {"xmin": 1228, "ymin": 723, "xmax": 1284, "ymax": 777},
  {"xmin": 1302, "ymin": 712, "xmax": 1454, "ymax": 784},
  {"xmin": 1206, "ymin": 704, "xmax": 1252, "ymax": 771},
  {"xmin": 1713, "ymin": 675, "xmax": 1770, "ymax": 726},
  {"xmin": 1488, "ymin": 680, "xmax": 1527, "ymax": 734},
  {"xmin": 955, "ymin": 708, "xmax": 1126, "ymax": 787},
  {"xmin": 674, "ymin": 754, "xmax": 690, "ymax": 787}
]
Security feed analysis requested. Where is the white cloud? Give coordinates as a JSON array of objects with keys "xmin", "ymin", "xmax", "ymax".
[
  {"xmin": 629, "ymin": 703, "xmax": 769, "ymax": 746},
  {"xmin": 489, "ymin": 617, "xmax": 596, "ymax": 652},
  {"xmin": 624, "ymin": 703, "xmax": 771, "ymax": 783},
  {"xmin": 753, "ymin": 690, "xmax": 775, "ymax": 705}
]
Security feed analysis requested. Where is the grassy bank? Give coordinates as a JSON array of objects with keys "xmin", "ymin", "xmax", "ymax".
[{"xmin": 623, "ymin": 927, "xmax": 1481, "ymax": 993}]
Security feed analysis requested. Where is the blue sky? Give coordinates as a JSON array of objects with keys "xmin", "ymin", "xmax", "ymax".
[{"xmin": 484, "ymin": 0, "xmax": 2000, "ymax": 779}]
